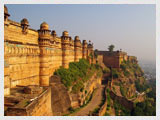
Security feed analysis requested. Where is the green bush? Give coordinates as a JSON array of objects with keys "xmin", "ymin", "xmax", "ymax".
[
  {"xmin": 120, "ymin": 63, "xmax": 127, "ymax": 71},
  {"xmin": 85, "ymin": 90, "xmax": 87, "ymax": 94},
  {"xmin": 132, "ymin": 100, "xmax": 156, "ymax": 116},
  {"xmin": 103, "ymin": 67, "xmax": 110, "ymax": 73},
  {"xmin": 106, "ymin": 89, "xmax": 111, "ymax": 105},
  {"xmin": 54, "ymin": 59, "xmax": 102, "ymax": 93},
  {"xmin": 112, "ymin": 69, "xmax": 120, "ymax": 78},
  {"xmin": 113, "ymin": 100, "xmax": 131, "ymax": 116},
  {"xmin": 124, "ymin": 70, "xmax": 130, "ymax": 77},
  {"xmin": 120, "ymin": 85, "xmax": 126, "ymax": 97},
  {"xmin": 135, "ymin": 79, "xmax": 149, "ymax": 92}
]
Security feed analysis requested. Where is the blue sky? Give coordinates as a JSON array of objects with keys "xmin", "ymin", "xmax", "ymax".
[{"xmin": 6, "ymin": 4, "xmax": 156, "ymax": 63}]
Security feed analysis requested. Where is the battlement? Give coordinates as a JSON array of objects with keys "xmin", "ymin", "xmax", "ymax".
[{"xmin": 4, "ymin": 5, "xmax": 95, "ymax": 96}]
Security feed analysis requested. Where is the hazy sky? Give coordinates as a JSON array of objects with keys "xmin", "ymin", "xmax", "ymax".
[{"xmin": 6, "ymin": 4, "xmax": 156, "ymax": 63}]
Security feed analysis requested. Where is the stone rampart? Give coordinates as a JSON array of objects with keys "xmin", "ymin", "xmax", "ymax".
[{"xmin": 4, "ymin": 6, "xmax": 94, "ymax": 96}]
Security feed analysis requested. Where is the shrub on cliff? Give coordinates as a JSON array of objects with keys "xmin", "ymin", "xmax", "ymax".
[
  {"xmin": 103, "ymin": 67, "xmax": 110, "ymax": 74},
  {"xmin": 124, "ymin": 70, "xmax": 130, "ymax": 77},
  {"xmin": 54, "ymin": 67, "xmax": 73, "ymax": 88},
  {"xmin": 112, "ymin": 68, "xmax": 120, "ymax": 78},
  {"xmin": 54, "ymin": 59, "xmax": 101, "ymax": 93},
  {"xmin": 135, "ymin": 79, "xmax": 149, "ymax": 92},
  {"xmin": 120, "ymin": 84, "xmax": 126, "ymax": 97},
  {"xmin": 113, "ymin": 100, "xmax": 131, "ymax": 116},
  {"xmin": 120, "ymin": 63, "xmax": 127, "ymax": 71},
  {"xmin": 132, "ymin": 100, "xmax": 156, "ymax": 116}
]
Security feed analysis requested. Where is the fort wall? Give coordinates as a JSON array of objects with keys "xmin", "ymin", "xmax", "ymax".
[
  {"xmin": 4, "ymin": 6, "xmax": 94, "ymax": 96},
  {"xmin": 4, "ymin": 20, "xmax": 40, "ymax": 95}
]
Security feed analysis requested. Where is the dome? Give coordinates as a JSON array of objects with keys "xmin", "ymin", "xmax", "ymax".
[
  {"xmin": 40, "ymin": 22, "xmax": 49, "ymax": 30},
  {"xmin": 21, "ymin": 18, "xmax": 29, "ymax": 25},
  {"xmin": 4, "ymin": 5, "xmax": 10, "ymax": 16},
  {"xmin": 88, "ymin": 40, "xmax": 93, "ymax": 48},
  {"xmin": 62, "ymin": 31, "xmax": 69, "ymax": 37},
  {"xmin": 75, "ymin": 36, "xmax": 79, "ymax": 41},
  {"xmin": 51, "ymin": 30, "xmax": 56, "ymax": 36},
  {"xmin": 83, "ymin": 40, "xmax": 87, "ymax": 44}
]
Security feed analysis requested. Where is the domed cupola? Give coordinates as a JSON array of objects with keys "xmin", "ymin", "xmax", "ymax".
[
  {"xmin": 74, "ymin": 36, "xmax": 81, "ymax": 47},
  {"xmin": 38, "ymin": 22, "xmax": 51, "ymax": 47},
  {"xmin": 21, "ymin": 18, "xmax": 29, "ymax": 34},
  {"xmin": 88, "ymin": 40, "xmax": 93, "ymax": 49}
]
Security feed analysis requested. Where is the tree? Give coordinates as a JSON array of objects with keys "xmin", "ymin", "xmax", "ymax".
[{"xmin": 108, "ymin": 44, "xmax": 115, "ymax": 52}]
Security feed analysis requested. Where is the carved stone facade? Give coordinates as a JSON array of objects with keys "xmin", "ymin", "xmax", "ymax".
[{"xmin": 4, "ymin": 6, "xmax": 94, "ymax": 96}]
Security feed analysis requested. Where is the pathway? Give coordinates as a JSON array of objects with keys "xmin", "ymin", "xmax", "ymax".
[{"xmin": 71, "ymin": 85, "xmax": 105, "ymax": 116}]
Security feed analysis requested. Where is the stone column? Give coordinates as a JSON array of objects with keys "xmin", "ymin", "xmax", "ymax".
[
  {"xmin": 74, "ymin": 36, "xmax": 82, "ymax": 62},
  {"xmin": 82, "ymin": 40, "xmax": 88, "ymax": 59},
  {"xmin": 38, "ymin": 22, "xmax": 51, "ymax": 86},
  {"xmin": 61, "ymin": 31, "xmax": 70, "ymax": 68}
]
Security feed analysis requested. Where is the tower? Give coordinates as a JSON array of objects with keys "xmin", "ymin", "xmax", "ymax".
[
  {"xmin": 4, "ymin": 5, "xmax": 10, "ymax": 26},
  {"xmin": 74, "ymin": 36, "xmax": 82, "ymax": 62},
  {"xmin": 87, "ymin": 40, "xmax": 94, "ymax": 64},
  {"xmin": 82, "ymin": 40, "xmax": 88, "ymax": 59},
  {"xmin": 20, "ymin": 18, "xmax": 29, "ymax": 34},
  {"xmin": 51, "ymin": 30, "xmax": 57, "ymax": 48},
  {"xmin": 87, "ymin": 40, "xmax": 94, "ymax": 57},
  {"xmin": 38, "ymin": 22, "xmax": 51, "ymax": 86},
  {"xmin": 61, "ymin": 31, "xmax": 70, "ymax": 68}
]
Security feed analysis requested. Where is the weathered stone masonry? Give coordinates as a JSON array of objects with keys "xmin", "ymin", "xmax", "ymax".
[{"xmin": 4, "ymin": 6, "xmax": 94, "ymax": 96}]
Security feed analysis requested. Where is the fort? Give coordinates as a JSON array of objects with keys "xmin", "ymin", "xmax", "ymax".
[
  {"xmin": 4, "ymin": 5, "xmax": 98, "ymax": 116},
  {"xmin": 96, "ymin": 50, "xmax": 137, "ymax": 68},
  {"xmin": 4, "ymin": 5, "xmax": 96, "ymax": 96},
  {"xmin": 4, "ymin": 6, "xmax": 139, "ymax": 116}
]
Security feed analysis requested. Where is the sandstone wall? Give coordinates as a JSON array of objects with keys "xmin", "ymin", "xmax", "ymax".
[
  {"xmin": 49, "ymin": 76, "xmax": 71, "ymax": 116},
  {"xmin": 6, "ymin": 87, "xmax": 52, "ymax": 116},
  {"xmin": 4, "ymin": 14, "xmax": 93, "ymax": 96},
  {"xmin": 4, "ymin": 21, "xmax": 40, "ymax": 96},
  {"xmin": 103, "ymin": 55, "xmax": 120, "ymax": 68}
]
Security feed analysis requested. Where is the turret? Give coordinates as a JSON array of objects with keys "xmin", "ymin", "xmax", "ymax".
[
  {"xmin": 38, "ymin": 22, "xmax": 51, "ymax": 86},
  {"xmin": 51, "ymin": 30, "xmax": 57, "ymax": 37},
  {"xmin": 87, "ymin": 40, "xmax": 94, "ymax": 63},
  {"xmin": 4, "ymin": 5, "xmax": 10, "ymax": 26},
  {"xmin": 38, "ymin": 22, "xmax": 51, "ymax": 47},
  {"xmin": 82, "ymin": 40, "xmax": 88, "ymax": 59},
  {"xmin": 21, "ymin": 18, "xmax": 29, "ymax": 34},
  {"xmin": 87, "ymin": 40, "xmax": 93, "ymax": 51},
  {"xmin": 69, "ymin": 37, "xmax": 75, "ymax": 63},
  {"xmin": 50, "ymin": 30, "xmax": 57, "ymax": 47},
  {"xmin": 74, "ymin": 36, "xmax": 82, "ymax": 62},
  {"xmin": 87, "ymin": 40, "xmax": 94, "ymax": 56},
  {"xmin": 61, "ymin": 31, "xmax": 70, "ymax": 68}
]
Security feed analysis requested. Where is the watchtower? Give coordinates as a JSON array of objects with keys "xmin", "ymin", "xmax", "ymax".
[
  {"xmin": 61, "ymin": 31, "xmax": 70, "ymax": 68},
  {"xmin": 38, "ymin": 22, "xmax": 51, "ymax": 86},
  {"xmin": 74, "ymin": 36, "xmax": 82, "ymax": 62}
]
